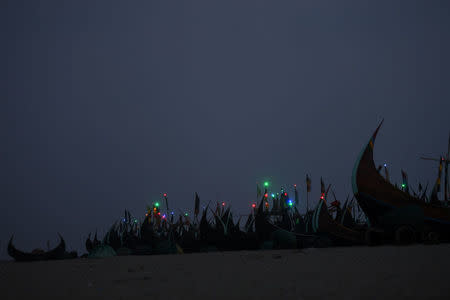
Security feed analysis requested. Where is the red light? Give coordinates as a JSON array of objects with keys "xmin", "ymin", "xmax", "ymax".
[
  {"xmin": 222, "ymin": 202, "xmax": 225, "ymax": 206},
  {"xmin": 145, "ymin": 213, "xmax": 148, "ymax": 217},
  {"xmin": 294, "ymin": 184, "xmax": 297, "ymax": 187},
  {"xmin": 252, "ymin": 204, "xmax": 256, "ymax": 208},
  {"xmin": 158, "ymin": 212, "xmax": 161, "ymax": 215},
  {"xmin": 163, "ymin": 193, "xmax": 167, "ymax": 197},
  {"xmin": 284, "ymin": 193, "xmax": 287, "ymax": 196},
  {"xmin": 264, "ymin": 193, "xmax": 268, "ymax": 198},
  {"xmin": 265, "ymin": 202, "xmax": 269, "ymax": 207}
]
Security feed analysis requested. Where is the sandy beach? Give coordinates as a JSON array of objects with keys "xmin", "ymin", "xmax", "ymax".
[{"xmin": 1, "ymin": 245, "xmax": 450, "ymax": 300}]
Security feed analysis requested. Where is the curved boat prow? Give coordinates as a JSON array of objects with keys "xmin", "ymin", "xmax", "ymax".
[
  {"xmin": 352, "ymin": 121, "xmax": 450, "ymax": 237},
  {"xmin": 352, "ymin": 119, "xmax": 384, "ymax": 197},
  {"xmin": 351, "ymin": 120, "xmax": 392, "ymax": 227},
  {"xmin": 371, "ymin": 119, "xmax": 384, "ymax": 145}
]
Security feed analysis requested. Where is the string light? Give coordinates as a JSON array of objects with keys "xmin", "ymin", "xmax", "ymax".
[
  {"xmin": 264, "ymin": 181, "xmax": 269, "ymax": 187},
  {"xmin": 252, "ymin": 203, "xmax": 256, "ymax": 208},
  {"xmin": 163, "ymin": 193, "xmax": 167, "ymax": 197},
  {"xmin": 264, "ymin": 193, "xmax": 268, "ymax": 198},
  {"xmin": 271, "ymin": 194, "xmax": 275, "ymax": 197},
  {"xmin": 222, "ymin": 202, "xmax": 225, "ymax": 206},
  {"xmin": 155, "ymin": 202, "xmax": 160, "ymax": 207}
]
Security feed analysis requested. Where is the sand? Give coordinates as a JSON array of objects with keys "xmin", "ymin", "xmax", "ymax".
[{"xmin": 1, "ymin": 245, "xmax": 450, "ymax": 300}]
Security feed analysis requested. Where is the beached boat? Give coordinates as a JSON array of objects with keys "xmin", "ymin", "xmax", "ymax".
[
  {"xmin": 8, "ymin": 234, "xmax": 67, "ymax": 262},
  {"xmin": 352, "ymin": 121, "xmax": 450, "ymax": 243},
  {"xmin": 311, "ymin": 197, "xmax": 363, "ymax": 245}
]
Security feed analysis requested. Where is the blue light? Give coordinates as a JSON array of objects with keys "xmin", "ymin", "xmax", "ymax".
[
  {"xmin": 384, "ymin": 163, "xmax": 387, "ymax": 167},
  {"xmin": 171, "ymin": 211, "xmax": 174, "ymax": 215}
]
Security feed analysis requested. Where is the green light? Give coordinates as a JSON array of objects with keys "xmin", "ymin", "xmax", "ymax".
[
  {"xmin": 401, "ymin": 183, "xmax": 406, "ymax": 188},
  {"xmin": 271, "ymin": 194, "xmax": 275, "ymax": 197},
  {"xmin": 264, "ymin": 181, "xmax": 269, "ymax": 187},
  {"xmin": 184, "ymin": 213, "xmax": 188, "ymax": 216},
  {"xmin": 155, "ymin": 202, "xmax": 160, "ymax": 207}
]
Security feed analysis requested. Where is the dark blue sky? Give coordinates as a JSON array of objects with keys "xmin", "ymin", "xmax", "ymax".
[{"xmin": 1, "ymin": 0, "xmax": 449, "ymax": 259}]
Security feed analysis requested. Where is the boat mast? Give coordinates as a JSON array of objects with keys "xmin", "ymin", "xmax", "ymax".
[{"xmin": 420, "ymin": 133, "xmax": 450, "ymax": 202}]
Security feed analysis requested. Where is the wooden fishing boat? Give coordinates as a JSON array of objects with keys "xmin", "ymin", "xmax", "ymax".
[
  {"xmin": 8, "ymin": 234, "xmax": 66, "ymax": 262},
  {"xmin": 352, "ymin": 121, "xmax": 450, "ymax": 243},
  {"xmin": 311, "ymin": 198, "xmax": 363, "ymax": 245}
]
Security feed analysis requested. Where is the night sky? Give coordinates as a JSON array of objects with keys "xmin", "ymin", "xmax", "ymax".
[{"xmin": 2, "ymin": 0, "xmax": 449, "ymax": 259}]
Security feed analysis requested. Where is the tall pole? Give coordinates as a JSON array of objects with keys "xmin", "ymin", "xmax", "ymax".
[
  {"xmin": 420, "ymin": 158, "xmax": 449, "ymax": 201},
  {"xmin": 384, "ymin": 164, "xmax": 390, "ymax": 182},
  {"xmin": 306, "ymin": 192, "xmax": 309, "ymax": 214},
  {"xmin": 445, "ymin": 133, "xmax": 449, "ymax": 202}
]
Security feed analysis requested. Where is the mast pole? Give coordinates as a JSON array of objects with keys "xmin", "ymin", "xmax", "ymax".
[
  {"xmin": 445, "ymin": 132, "xmax": 449, "ymax": 202},
  {"xmin": 306, "ymin": 191, "xmax": 309, "ymax": 214}
]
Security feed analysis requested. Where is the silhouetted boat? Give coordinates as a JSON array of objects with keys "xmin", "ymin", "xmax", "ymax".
[
  {"xmin": 311, "ymin": 197, "xmax": 363, "ymax": 245},
  {"xmin": 8, "ymin": 234, "xmax": 67, "ymax": 262},
  {"xmin": 352, "ymin": 121, "xmax": 450, "ymax": 243}
]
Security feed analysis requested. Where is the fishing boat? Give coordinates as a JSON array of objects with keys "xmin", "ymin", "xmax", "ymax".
[
  {"xmin": 8, "ymin": 234, "xmax": 67, "ymax": 262},
  {"xmin": 311, "ymin": 196, "xmax": 363, "ymax": 245},
  {"xmin": 352, "ymin": 121, "xmax": 450, "ymax": 244}
]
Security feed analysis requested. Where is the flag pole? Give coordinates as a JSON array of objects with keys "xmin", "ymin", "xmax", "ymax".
[{"xmin": 306, "ymin": 191, "xmax": 309, "ymax": 214}]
